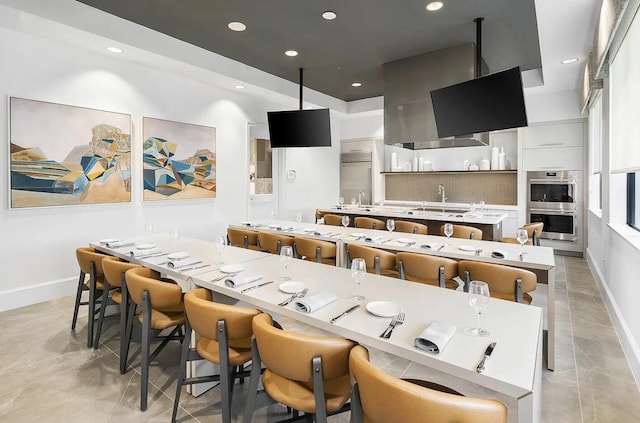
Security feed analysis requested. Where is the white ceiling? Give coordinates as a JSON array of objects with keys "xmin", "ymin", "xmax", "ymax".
[{"xmin": 0, "ymin": 0, "xmax": 603, "ymax": 115}]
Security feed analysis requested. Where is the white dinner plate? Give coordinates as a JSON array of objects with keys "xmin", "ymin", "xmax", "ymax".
[
  {"xmin": 136, "ymin": 243, "xmax": 156, "ymax": 250},
  {"xmin": 350, "ymin": 232, "xmax": 365, "ymax": 238},
  {"xmin": 99, "ymin": 238, "xmax": 119, "ymax": 244},
  {"xmin": 279, "ymin": 281, "xmax": 306, "ymax": 294},
  {"xmin": 268, "ymin": 224, "xmax": 279, "ymax": 228},
  {"xmin": 366, "ymin": 301, "xmax": 402, "ymax": 318},
  {"xmin": 303, "ymin": 227, "xmax": 316, "ymax": 232},
  {"xmin": 220, "ymin": 264, "xmax": 245, "ymax": 273},
  {"xmin": 168, "ymin": 251, "xmax": 190, "ymax": 260},
  {"xmin": 397, "ymin": 238, "xmax": 413, "ymax": 244},
  {"xmin": 458, "ymin": 245, "xmax": 477, "ymax": 252}
]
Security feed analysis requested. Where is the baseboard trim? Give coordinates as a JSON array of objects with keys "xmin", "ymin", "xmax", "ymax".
[
  {"xmin": 0, "ymin": 276, "xmax": 77, "ymax": 312},
  {"xmin": 586, "ymin": 248, "xmax": 640, "ymax": 389}
]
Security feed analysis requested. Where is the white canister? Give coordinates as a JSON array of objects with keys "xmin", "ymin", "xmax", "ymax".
[
  {"xmin": 404, "ymin": 162, "xmax": 412, "ymax": 171},
  {"xmin": 423, "ymin": 160, "xmax": 433, "ymax": 171},
  {"xmin": 413, "ymin": 155, "xmax": 419, "ymax": 171},
  {"xmin": 418, "ymin": 154, "xmax": 425, "ymax": 171},
  {"xmin": 490, "ymin": 147, "xmax": 500, "ymax": 170},
  {"xmin": 479, "ymin": 158, "xmax": 490, "ymax": 171},
  {"xmin": 463, "ymin": 158, "xmax": 469, "ymax": 170},
  {"xmin": 391, "ymin": 150, "xmax": 398, "ymax": 171},
  {"xmin": 498, "ymin": 147, "xmax": 506, "ymax": 170}
]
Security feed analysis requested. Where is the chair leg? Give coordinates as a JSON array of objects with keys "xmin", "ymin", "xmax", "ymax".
[
  {"xmin": 87, "ymin": 262, "xmax": 97, "ymax": 348},
  {"xmin": 119, "ymin": 275, "xmax": 130, "ymax": 374},
  {"xmin": 93, "ymin": 281, "xmax": 111, "ymax": 349},
  {"xmin": 243, "ymin": 338, "xmax": 262, "ymax": 423},
  {"xmin": 172, "ymin": 318, "xmax": 193, "ymax": 423},
  {"xmin": 311, "ymin": 356, "xmax": 327, "ymax": 423},
  {"xmin": 140, "ymin": 290, "xmax": 151, "ymax": 411},
  {"xmin": 218, "ymin": 320, "xmax": 233, "ymax": 423},
  {"xmin": 71, "ymin": 271, "xmax": 85, "ymax": 330},
  {"xmin": 122, "ymin": 298, "xmax": 137, "ymax": 374},
  {"xmin": 350, "ymin": 382, "xmax": 363, "ymax": 423}
]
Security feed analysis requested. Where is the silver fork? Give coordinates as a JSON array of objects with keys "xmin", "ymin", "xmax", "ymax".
[
  {"xmin": 383, "ymin": 311, "xmax": 405, "ymax": 339},
  {"xmin": 379, "ymin": 314, "xmax": 399, "ymax": 338},
  {"xmin": 278, "ymin": 287, "xmax": 309, "ymax": 307}
]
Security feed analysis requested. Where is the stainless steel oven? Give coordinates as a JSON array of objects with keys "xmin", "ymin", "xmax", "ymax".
[
  {"xmin": 527, "ymin": 171, "xmax": 577, "ymax": 210},
  {"xmin": 527, "ymin": 171, "xmax": 580, "ymax": 242}
]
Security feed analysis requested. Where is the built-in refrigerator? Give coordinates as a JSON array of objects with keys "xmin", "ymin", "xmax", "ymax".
[{"xmin": 340, "ymin": 152, "xmax": 372, "ymax": 205}]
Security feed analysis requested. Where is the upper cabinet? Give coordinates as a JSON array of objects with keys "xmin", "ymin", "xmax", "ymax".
[{"xmin": 520, "ymin": 120, "xmax": 586, "ymax": 171}]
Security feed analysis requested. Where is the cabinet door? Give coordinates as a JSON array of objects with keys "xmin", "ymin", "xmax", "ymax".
[
  {"xmin": 341, "ymin": 139, "xmax": 372, "ymax": 153},
  {"xmin": 521, "ymin": 122, "xmax": 584, "ymax": 149},
  {"xmin": 522, "ymin": 147, "xmax": 584, "ymax": 171}
]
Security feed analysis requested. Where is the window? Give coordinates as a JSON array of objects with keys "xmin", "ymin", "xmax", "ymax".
[
  {"xmin": 249, "ymin": 137, "xmax": 273, "ymax": 195},
  {"xmin": 627, "ymin": 172, "xmax": 640, "ymax": 231}
]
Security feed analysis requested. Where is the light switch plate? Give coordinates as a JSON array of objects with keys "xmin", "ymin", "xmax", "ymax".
[{"xmin": 287, "ymin": 170, "xmax": 296, "ymax": 180}]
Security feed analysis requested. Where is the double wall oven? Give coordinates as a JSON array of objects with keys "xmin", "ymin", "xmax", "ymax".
[{"xmin": 527, "ymin": 171, "xmax": 579, "ymax": 241}]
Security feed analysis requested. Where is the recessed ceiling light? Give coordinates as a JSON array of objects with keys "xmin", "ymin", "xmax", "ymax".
[
  {"xmin": 235, "ymin": 85, "xmax": 245, "ymax": 89},
  {"xmin": 106, "ymin": 46, "xmax": 123, "ymax": 53},
  {"xmin": 561, "ymin": 58, "xmax": 579, "ymax": 64},
  {"xmin": 426, "ymin": 2, "xmax": 444, "ymax": 12},
  {"xmin": 352, "ymin": 82, "xmax": 362, "ymax": 87},
  {"xmin": 322, "ymin": 11, "xmax": 337, "ymax": 20},
  {"xmin": 228, "ymin": 21, "xmax": 246, "ymax": 32},
  {"xmin": 285, "ymin": 50, "xmax": 298, "ymax": 57}
]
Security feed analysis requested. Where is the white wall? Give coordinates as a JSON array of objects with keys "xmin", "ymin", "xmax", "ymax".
[{"xmin": 0, "ymin": 18, "xmax": 340, "ymax": 310}]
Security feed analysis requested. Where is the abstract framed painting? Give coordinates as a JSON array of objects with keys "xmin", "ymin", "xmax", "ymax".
[
  {"xmin": 142, "ymin": 117, "xmax": 216, "ymax": 201},
  {"xmin": 9, "ymin": 97, "xmax": 132, "ymax": 208}
]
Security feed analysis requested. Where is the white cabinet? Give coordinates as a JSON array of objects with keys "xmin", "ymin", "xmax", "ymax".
[
  {"xmin": 522, "ymin": 147, "xmax": 584, "ymax": 171},
  {"xmin": 482, "ymin": 208, "xmax": 518, "ymax": 237},
  {"xmin": 521, "ymin": 121, "xmax": 584, "ymax": 149}
]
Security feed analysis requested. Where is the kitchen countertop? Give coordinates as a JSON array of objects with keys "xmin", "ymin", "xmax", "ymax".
[{"xmin": 320, "ymin": 203, "xmax": 509, "ymax": 225}]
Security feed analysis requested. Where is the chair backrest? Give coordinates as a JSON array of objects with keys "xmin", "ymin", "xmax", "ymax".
[
  {"xmin": 257, "ymin": 231, "xmax": 294, "ymax": 254},
  {"xmin": 315, "ymin": 208, "xmax": 326, "ymax": 223},
  {"xmin": 394, "ymin": 221, "xmax": 428, "ymax": 235},
  {"xmin": 396, "ymin": 252, "xmax": 458, "ymax": 289},
  {"xmin": 227, "ymin": 227, "xmax": 259, "ymax": 249},
  {"xmin": 354, "ymin": 217, "xmax": 385, "ymax": 230},
  {"xmin": 102, "ymin": 256, "xmax": 140, "ymax": 288},
  {"xmin": 522, "ymin": 222, "xmax": 544, "ymax": 245},
  {"xmin": 349, "ymin": 345, "xmax": 507, "ymax": 423},
  {"xmin": 347, "ymin": 244, "xmax": 397, "ymax": 275},
  {"xmin": 76, "ymin": 247, "xmax": 108, "ymax": 275},
  {"xmin": 125, "ymin": 267, "xmax": 183, "ymax": 309},
  {"xmin": 294, "ymin": 237, "xmax": 337, "ymax": 264},
  {"xmin": 185, "ymin": 288, "xmax": 260, "ymax": 343},
  {"xmin": 322, "ymin": 214, "xmax": 344, "ymax": 226},
  {"xmin": 457, "ymin": 260, "xmax": 537, "ymax": 304},
  {"xmin": 440, "ymin": 224, "xmax": 483, "ymax": 240},
  {"xmin": 253, "ymin": 313, "xmax": 355, "ymax": 385}
]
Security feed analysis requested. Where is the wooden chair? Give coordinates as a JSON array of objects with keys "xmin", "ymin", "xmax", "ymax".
[
  {"xmin": 440, "ymin": 224, "xmax": 483, "ymax": 240},
  {"xmin": 172, "ymin": 288, "xmax": 261, "ymax": 423},
  {"xmin": 227, "ymin": 227, "xmax": 259, "ymax": 250},
  {"xmin": 346, "ymin": 243, "xmax": 399, "ymax": 278},
  {"xmin": 244, "ymin": 313, "xmax": 355, "ymax": 423},
  {"xmin": 294, "ymin": 237, "xmax": 337, "ymax": 265},
  {"xmin": 257, "ymin": 231, "xmax": 294, "ymax": 255},
  {"xmin": 396, "ymin": 252, "xmax": 458, "ymax": 289},
  {"xmin": 458, "ymin": 260, "xmax": 537, "ymax": 304},
  {"xmin": 354, "ymin": 216, "xmax": 385, "ymax": 230},
  {"xmin": 349, "ymin": 345, "xmax": 507, "ymax": 423},
  {"xmin": 322, "ymin": 214, "xmax": 344, "ymax": 226},
  {"xmin": 124, "ymin": 267, "xmax": 185, "ymax": 411},
  {"xmin": 73, "ymin": 247, "xmax": 110, "ymax": 348},
  {"xmin": 500, "ymin": 222, "xmax": 544, "ymax": 246},
  {"xmin": 394, "ymin": 220, "xmax": 428, "ymax": 234},
  {"xmin": 97, "ymin": 257, "xmax": 141, "ymax": 373}
]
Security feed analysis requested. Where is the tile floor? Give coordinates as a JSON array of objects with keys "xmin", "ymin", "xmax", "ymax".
[{"xmin": 0, "ymin": 256, "xmax": 639, "ymax": 422}]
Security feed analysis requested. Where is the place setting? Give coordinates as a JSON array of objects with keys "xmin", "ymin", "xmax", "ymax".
[
  {"xmin": 395, "ymin": 237, "xmax": 417, "ymax": 247},
  {"xmin": 128, "ymin": 243, "xmax": 165, "ymax": 258},
  {"xmin": 99, "ymin": 238, "xmax": 135, "ymax": 248},
  {"xmin": 210, "ymin": 264, "xmax": 246, "ymax": 282},
  {"xmin": 166, "ymin": 251, "xmax": 211, "ymax": 272}
]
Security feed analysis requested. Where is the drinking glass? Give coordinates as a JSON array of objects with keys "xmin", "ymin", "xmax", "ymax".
[
  {"xmin": 479, "ymin": 200, "xmax": 485, "ymax": 211},
  {"xmin": 386, "ymin": 219, "xmax": 395, "ymax": 233},
  {"xmin": 170, "ymin": 227, "xmax": 180, "ymax": 252},
  {"xmin": 351, "ymin": 258, "xmax": 366, "ymax": 301},
  {"xmin": 421, "ymin": 201, "xmax": 427, "ymax": 211},
  {"xmin": 215, "ymin": 235, "xmax": 226, "ymax": 264},
  {"xmin": 341, "ymin": 215, "xmax": 350, "ymax": 228},
  {"xmin": 516, "ymin": 228, "xmax": 528, "ymax": 259},
  {"xmin": 339, "ymin": 197, "xmax": 345, "ymax": 207},
  {"xmin": 378, "ymin": 199, "xmax": 385, "ymax": 208},
  {"xmin": 279, "ymin": 246, "xmax": 293, "ymax": 281},
  {"xmin": 465, "ymin": 281, "xmax": 490, "ymax": 337},
  {"xmin": 443, "ymin": 223, "xmax": 453, "ymax": 244},
  {"xmin": 269, "ymin": 210, "xmax": 276, "ymax": 221},
  {"xmin": 296, "ymin": 212, "xmax": 303, "ymax": 223},
  {"xmin": 350, "ymin": 198, "xmax": 357, "ymax": 206}
]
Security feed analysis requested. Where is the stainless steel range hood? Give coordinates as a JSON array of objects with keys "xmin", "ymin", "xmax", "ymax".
[{"xmin": 384, "ymin": 43, "xmax": 489, "ymax": 149}]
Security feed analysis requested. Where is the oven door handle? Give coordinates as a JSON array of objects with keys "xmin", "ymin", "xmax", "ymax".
[
  {"xmin": 528, "ymin": 179, "xmax": 577, "ymax": 184},
  {"xmin": 529, "ymin": 208, "xmax": 576, "ymax": 215}
]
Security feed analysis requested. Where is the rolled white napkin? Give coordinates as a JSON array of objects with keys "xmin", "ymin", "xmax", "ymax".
[
  {"xmin": 364, "ymin": 236, "xmax": 384, "ymax": 243},
  {"xmin": 419, "ymin": 242, "xmax": 438, "ymax": 250},
  {"xmin": 295, "ymin": 292, "xmax": 337, "ymax": 313},
  {"xmin": 415, "ymin": 321, "xmax": 457, "ymax": 354},
  {"xmin": 168, "ymin": 257, "xmax": 203, "ymax": 269},
  {"xmin": 491, "ymin": 249, "xmax": 507, "ymax": 259},
  {"xmin": 129, "ymin": 247, "xmax": 162, "ymax": 258},
  {"xmin": 225, "ymin": 274, "xmax": 263, "ymax": 288},
  {"xmin": 276, "ymin": 226, "xmax": 293, "ymax": 231},
  {"xmin": 314, "ymin": 229, "xmax": 333, "ymax": 236},
  {"xmin": 105, "ymin": 240, "xmax": 135, "ymax": 248}
]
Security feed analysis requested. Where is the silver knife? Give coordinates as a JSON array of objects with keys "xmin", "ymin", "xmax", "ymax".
[
  {"xmin": 476, "ymin": 342, "xmax": 496, "ymax": 373},
  {"xmin": 330, "ymin": 305, "xmax": 360, "ymax": 324},
  {"xmin": 241, "ymin": 280, "xmax": 274, "ymax": 293}
]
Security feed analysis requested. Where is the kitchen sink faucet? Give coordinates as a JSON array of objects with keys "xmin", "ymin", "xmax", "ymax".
[{"xmin": 438, "ymin": 184, "xmax": 448, "ymax": 203}]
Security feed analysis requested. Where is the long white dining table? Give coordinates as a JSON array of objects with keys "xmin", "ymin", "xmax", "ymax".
[
  {"xmin": 229, "ymin": 219, "xmax": 557, "ymax": 371},
  {"xmin": 91, "ymin": 234, "xmax": 543, "ymax": 423}
]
